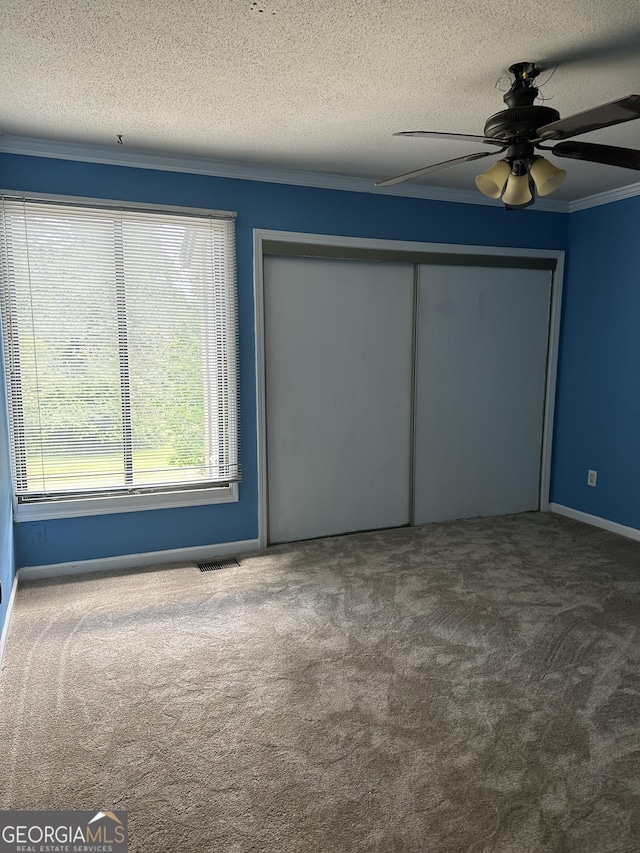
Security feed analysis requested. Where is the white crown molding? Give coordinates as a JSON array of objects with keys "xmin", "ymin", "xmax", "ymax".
[
  {"xmin": 0, "ymin": 134, "xmax": 568, "ymax": 212},
  {"xmin": 567, "ymin": 180, "xmax": 640, "ymax": 212},
  {"xmin": 8, "ymin": 133, "xmax": 640, "ymax": 213}
]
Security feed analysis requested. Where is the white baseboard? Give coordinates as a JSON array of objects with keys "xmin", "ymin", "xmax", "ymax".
[
  {"xmin": 18, "ymin": 538, "xmax": 261, "ymax": 581},
  {"xmin": 0, "ymin": 574, "xmax": 19, "ymax": 673},
  {"xmin": 549, "ymin": 503, "xmax": 640, "ymax": 543}
]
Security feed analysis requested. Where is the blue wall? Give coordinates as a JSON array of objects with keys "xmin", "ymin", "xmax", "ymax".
[
  {"xmin": 550, "ymin": 195, "xmax": 640, "ymax": 529},
  {"xmin": 0, "ymin": 343, "xmax": 15, "ymax": 640},
  {"xmin": 1, "ymin": 152, "xmax": 567, "ymax": 567}
]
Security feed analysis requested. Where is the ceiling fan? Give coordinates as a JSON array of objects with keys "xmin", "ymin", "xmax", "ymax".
[{"xmin": 377, "ymin": 62, "xmax": 640, "ymax": 209}]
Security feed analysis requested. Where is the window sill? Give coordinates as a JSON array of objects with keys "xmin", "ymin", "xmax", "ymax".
[{"xmin": 14, "ymin": 483, "xmax": 239, "ymax": 521}]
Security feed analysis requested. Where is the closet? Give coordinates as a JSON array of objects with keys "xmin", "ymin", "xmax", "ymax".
[{"xmin": 262, "ymin": 251, "xmax": 553, "ymax": 545}]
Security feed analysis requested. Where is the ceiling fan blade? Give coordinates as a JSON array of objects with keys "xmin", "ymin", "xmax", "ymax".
[
  {"xmin": 537, "ymin": 95, "xmax": 640, "ymax": 140},
  {"xmin": 551, "ymin": 140, "xmax": 640, "ymax": 170},
  {"xmin": 376, "ymin": 150, "xmax": 504, "ymax": 188},
  {"xmin": 394, "ymin": 131, "xmax": 505, "ymax": 147},
  {"xmin": 538, "ymin": 27, "xmax": 640, "ymax": 71}
]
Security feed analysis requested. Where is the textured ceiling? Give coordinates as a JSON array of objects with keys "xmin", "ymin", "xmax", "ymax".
[{"xmin": 2, "ymin": 0, "xmax": 640, "ymax": 202}]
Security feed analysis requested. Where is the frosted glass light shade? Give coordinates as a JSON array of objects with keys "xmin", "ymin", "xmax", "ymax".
[
  {"xmin": 502, "ymin": 174, "xmax": 533, "ymax": 207},
  {"xmin": 529, "ymin": 157, "xmax": 566, "ymax": 196},
  {"xmin": 475, "ymin": 160, "xmax": 511, "ymax": 198}
]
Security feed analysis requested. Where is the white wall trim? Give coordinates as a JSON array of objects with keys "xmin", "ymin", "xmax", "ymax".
[
  {"xmin": 550, "ymin": 503, "xmax": 640, "ymax": 543},
  {"xmin": 14, "ymin": 483, "xmax": 239, "ymax": 522},
  {"xmin": 255, "ymin": 229, "xmax": 567, "ymax": 260},
  {"xmin": 0, "ymin": 188, "xmax": 236, "ymax": 220},
  {"xmin": 0, "ymin": 134, "xmax": 567, "ymax": 211},
  {"xmin": 18, "ymin": 538, "xmax": 261, "ymax": 581},
  {"xmin": 5, "ymin": 133, "xmax": 640, "ymax": 212},
  {"xmin": 568, "ymin": 180, "xmax": 640, "ymax": 212},
  {"xmin": 254, "ymin": 229, "xmax": 565, "ymax": 547},
  {"xmin": 0, "ymin": 574, "xmax": 19, "ymax": 673},
  {"xmin": 539, "ymin": 256, "xmax": 564, "ymax": 513},
  {"xmin": 253, "ymin": 229, "xmax": 269, "ymax": 549}
]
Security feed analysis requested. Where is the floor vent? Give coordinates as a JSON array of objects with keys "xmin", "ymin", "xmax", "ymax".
[{"xmin": 198, "ymin": 557, "xmax": 240, "ymax": 573}]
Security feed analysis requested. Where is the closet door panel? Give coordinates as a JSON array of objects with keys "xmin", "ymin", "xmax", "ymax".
[
  {"xmin": 413, "ymin": 264, "xmax": 551, "ymax": 524},
  {"xmin": 264, "ymin": 256, "xmax": 414, "ymax": 544}
]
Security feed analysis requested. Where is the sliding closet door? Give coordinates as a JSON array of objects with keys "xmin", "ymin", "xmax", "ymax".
[
  {"xmin": 413, "ymin": 264, "xmax": 552, "ymax": 524},
  {"xmin": 264, "ymin": 256, "xmax": 414, "ymax": 544}
]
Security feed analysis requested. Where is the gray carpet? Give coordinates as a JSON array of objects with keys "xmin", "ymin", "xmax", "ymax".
[{"xmin": 1, "ymin": 512, "xmax": 639, "ymax": 852}]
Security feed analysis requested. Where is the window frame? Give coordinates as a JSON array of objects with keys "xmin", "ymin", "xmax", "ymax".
[{"xmin": 0, "ymin": 191, "xmax": 240, "ymax": 522}]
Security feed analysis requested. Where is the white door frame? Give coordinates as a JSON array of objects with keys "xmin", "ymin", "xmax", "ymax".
[{"xmin": 253, "ymin": 228, "xmax": 565, "ymax": 549}]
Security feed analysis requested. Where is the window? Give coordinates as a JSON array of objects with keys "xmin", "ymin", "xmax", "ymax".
[{"xmin": 0, "ymin": 195, "xmax": 240, "ymax": 520}]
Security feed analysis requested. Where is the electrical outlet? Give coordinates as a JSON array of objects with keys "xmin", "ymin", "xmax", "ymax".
[{"xmin": 587, "ymin": 469, "xmax": 598, "ymax": 487}]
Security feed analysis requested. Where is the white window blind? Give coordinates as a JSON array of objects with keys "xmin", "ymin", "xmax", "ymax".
[{"xmin": 0, "ymin": 196, "xmax": 240, "ymax": 504}]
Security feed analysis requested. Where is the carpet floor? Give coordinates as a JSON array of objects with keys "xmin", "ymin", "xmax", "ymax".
[{"xmin": 1, "ymin": 512, "xmax": 639, "ymax": 852}]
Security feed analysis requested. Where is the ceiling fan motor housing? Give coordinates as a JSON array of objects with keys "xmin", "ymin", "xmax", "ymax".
[
  {"xmin": 483, "ymin": 105, "xmax": 560, "ymax": 142},
  {"xmin": 484, "ymin": 63, "xmax": 559, "ymax": 143}
]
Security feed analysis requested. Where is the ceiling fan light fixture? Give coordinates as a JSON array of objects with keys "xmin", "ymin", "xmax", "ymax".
[
  {"xmin": 529, "ymin": 156, "xmax": 567, "ymax": 196},
  {"xmin": 475, "ymin": 159, "xmax": 511, "ymax": 198},
  {"xmin": 501, "ymin": 172, "xmax": 534, "ymax": 208}
]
